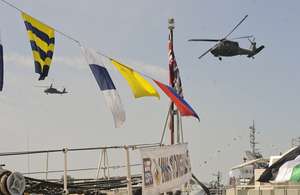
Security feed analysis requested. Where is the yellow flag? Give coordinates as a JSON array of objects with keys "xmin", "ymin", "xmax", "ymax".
[
  {"xmin": 22, "ymin": 12, "xmax": 55, "ymax": 80},
  {"xmin": 110, "ymin": 59, "xmax": 160, "ymax": 99}
]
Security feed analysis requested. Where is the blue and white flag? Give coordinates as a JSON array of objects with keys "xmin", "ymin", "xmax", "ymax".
[
  {"xmin": 79, "ymin": 43, "xmax": 125, "ymax": 128},
  {"xmin": 0, "ymin": 30, "xmax": 3, "ymax": 91}
]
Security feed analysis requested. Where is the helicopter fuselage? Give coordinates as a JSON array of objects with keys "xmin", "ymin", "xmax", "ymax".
[
  {"xmin": 44, "ymin": 87, "xmax": 67, "ymax": 95},
  {"xmin": 188, "ymin": 15, "xmax": 265, "ymax": 60},
  {"xmin": 210, "ymin": 40, "xmax": 252, "ymax": 57}
]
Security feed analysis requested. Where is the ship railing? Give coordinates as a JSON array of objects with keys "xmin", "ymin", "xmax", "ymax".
[{"xmin": 0, "ymin": 143, "xmax": 161, "ymax": 195}]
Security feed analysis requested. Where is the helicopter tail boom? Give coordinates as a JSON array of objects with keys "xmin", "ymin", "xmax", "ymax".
[{"xmin": 247, "ymin": 45, "xmax": 264, "ymax": 58}]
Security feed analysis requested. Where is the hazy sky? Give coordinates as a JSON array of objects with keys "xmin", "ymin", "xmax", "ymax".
[{"xmin": 0, "ymin": 0, "xmax": 299, "ymax": 184}]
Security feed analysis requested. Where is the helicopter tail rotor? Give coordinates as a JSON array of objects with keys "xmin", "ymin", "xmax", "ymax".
[
  {"xmin": 247, "ymin": 37, "xmax": 265, "ymax": 58},
  {"xmin": 248, "ymin": 37, "xmax": 256, "ymax": 50},
  {"xmin": 62, "ymin": 86, "xmax": 68, "ymax": 93}
]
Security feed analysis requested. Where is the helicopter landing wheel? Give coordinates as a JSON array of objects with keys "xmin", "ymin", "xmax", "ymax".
[{"xmin": 219, "ymin": 56, "xmax": 222, "ymax": 61}]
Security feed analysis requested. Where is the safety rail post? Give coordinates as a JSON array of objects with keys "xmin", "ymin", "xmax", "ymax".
[
  {"xmin": 95, "ymin": 149, "xmax": 110, "ymax": 180},
  {"xmin": 45, "ymin": 151, "xmax": 49, "ymax": 181},
  {"xmin": 63, "ymin": 147, "xmax": 68, "ymax": 195},
  {"xmin": 105, "ymin": 149, "xmax": 110, "ymax": 179},
  {"xmin": 125, "ymin": 145, "xmax": 132, "ymax": 195},
  {"xmin": 95, "ymin": 149, "xmax": 104, "ymax": 180}
]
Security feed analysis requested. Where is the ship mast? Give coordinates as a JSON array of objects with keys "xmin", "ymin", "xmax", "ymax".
[
  {"xmin": 249, "ymin": 120, "xmax": 261, "ymax": 158},
  {"xmin": 160, "ymin": 19, "xmax": 183, "ymax": 145},
  {"xmin": 168, "ymin": 18, "xmax": 183, "ymax": 145},
  {"xmin": 168, "ymin": 19, "xmax": 175, "ymax": 145}
]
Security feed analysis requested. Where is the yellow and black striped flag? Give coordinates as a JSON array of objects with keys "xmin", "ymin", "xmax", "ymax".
[{"xmin": 22, "ymin": 12, "xmax": 55, "ymax": 80}]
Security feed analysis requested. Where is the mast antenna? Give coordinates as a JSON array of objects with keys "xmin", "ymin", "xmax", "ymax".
[{"xmin": 249, "ymin": 120, "xmax": 262, "ymax": 158}]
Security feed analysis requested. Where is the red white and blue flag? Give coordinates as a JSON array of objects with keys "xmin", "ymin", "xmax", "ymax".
[
  {"xmin": 169, "ymin": 34, "xmax": 183, "ymax": 97},
  {"xmin": 153, "ymin": 79, "xmax": 199, "ymax": 121}
]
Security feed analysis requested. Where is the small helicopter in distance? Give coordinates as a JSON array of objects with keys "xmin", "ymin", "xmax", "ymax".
[
  {"xmin": 189, "ymin": 15, "xmax": 265, "ymax": 60},
  {"xmin": 36, "ymin": 84, "xmax": 67, "ymax": 95}
]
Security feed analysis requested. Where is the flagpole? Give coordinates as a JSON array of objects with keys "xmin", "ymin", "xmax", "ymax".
[
  {"xmin": 168, "ymin": 19, "xmax": 175, "ymax": 145},
  {"xmin": 169, "ymin": 19, "xmax": 186, "ymax": 192}
]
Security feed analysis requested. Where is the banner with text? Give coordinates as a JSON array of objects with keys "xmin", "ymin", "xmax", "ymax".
[{"xmin": 140, "ymin": 144, "xmax": 192, "ymax": 195}]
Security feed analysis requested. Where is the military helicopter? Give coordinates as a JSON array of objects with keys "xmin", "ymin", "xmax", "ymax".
[
  {"xmin": 37, "ymin": 84, "xmax": 67, "ymax": 95},
  {"xmin": 189, "ymin": 15, "xmax": 264, "ymax": 60}
]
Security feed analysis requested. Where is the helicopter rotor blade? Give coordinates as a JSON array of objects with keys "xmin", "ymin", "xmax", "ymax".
[
  {"xmin": 35, "ymin": 86, "xmax": 50, "ymax": 88},
  {"xmin": 198, "ymin": 47, "xmax": 213, "ymax": 59},
  {"xmin": 231, "ymin": 35, "xmax": 253, "ymax": 40},
  {"xmin": 224, "ymin": 15, "xmax": 248, "ymax": 39},
  {"xmin": 189, "ymin": 39, "xmax": 220, "ymax": 42},
  {"xmin": 35, "ymin": 84, "xmax": 65, "ymax": 88}
]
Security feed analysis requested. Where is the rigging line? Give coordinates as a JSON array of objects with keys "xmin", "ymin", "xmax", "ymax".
[
  {"xmin": 1, "ymin": 0, "xmax": 159, "ymax": 83},
  {"xmin": 1, "ymin": 0, "xmax": 114, "ymax": 63},
  {"xmin": 96, "ymin": 51, "xmax": 110, "ymax": 61},
  {"xmin": 1, "ymin": 0, "xmax": 80, "ymax": 44},
  {"xmin": 109, "ymin": 58, "xmax": 154, "ymax": 81},
  {"xmin": 160, "ymin": 101, "xmax": 172, "ymax": 145}
]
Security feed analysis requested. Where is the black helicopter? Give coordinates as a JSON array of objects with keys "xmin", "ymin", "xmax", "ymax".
[
  {"xmin": 189, "ymin": 15, "xmax": 264, "ymax": 60},
  {"xmin": 37, "ymin": 84, "xmax": 67, "ymax": 95}
]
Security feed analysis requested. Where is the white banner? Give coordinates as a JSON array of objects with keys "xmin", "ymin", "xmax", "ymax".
[{"xmin": 140, "ymin": 144, "xmax": 192, "ymax": 195}]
